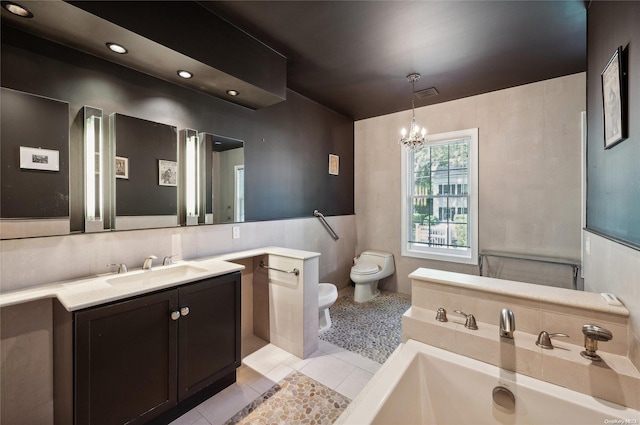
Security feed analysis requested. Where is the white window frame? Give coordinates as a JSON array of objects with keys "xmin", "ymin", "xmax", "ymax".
[{"xmin": 401, "ymin": 128, "xmax": 479, "ymax": 265}]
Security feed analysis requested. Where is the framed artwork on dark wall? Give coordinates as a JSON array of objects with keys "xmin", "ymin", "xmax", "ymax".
[
  {"xmin": 601, "ymin": 46, "xmax": 627, "ymax": 149},
  {"xmin": 19, "ymin": 146, "xmax": 60, "ymax": 171}
]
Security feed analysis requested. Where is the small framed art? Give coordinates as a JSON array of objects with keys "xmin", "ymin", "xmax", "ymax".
[
  {"xmin": 159, "ymin": 160, "xmax": 178, "ymax": 186},
  {"xmin": 19, "ymin": 146, "xmax": 59, "ymax": 171},
  {"xmin": 115, "ymin": 156, "xmax": 129, "ymax": 179},
  {"xmin": 601, "ymin": 46, "xmax": 627, "ymax": 149},
  {"xmin": 329, "ymin": 154, "xmax": 339, "ymax": 176}
]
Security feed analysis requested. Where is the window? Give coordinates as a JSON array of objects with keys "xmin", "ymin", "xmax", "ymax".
[{"xmin": 401, "ymin": 128, "xmax": 478, "ymax": 264}]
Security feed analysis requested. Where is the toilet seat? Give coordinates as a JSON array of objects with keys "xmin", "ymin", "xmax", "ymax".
[{"xmin": 352, "ymin": 262, "xmax": 380, "ymax": 275}]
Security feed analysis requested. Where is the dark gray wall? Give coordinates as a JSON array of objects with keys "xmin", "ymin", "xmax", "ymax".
[
  {"xmin": 586, "ymin": 2, "xmax": 640, "ymax": 248},
  {"xmin": 1, "ymin": 26, "xmax": 354, "ymax": 227},
  {"xmin": 1, "ymin": 88, "xmax": 70, "ymax": 218}
]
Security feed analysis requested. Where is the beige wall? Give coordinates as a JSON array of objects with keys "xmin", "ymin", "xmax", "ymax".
[
  {"xmin": 583, "ymin": 230, "xmax": 640, "ymax": 370},
  {"xmin": 355, "ymin": 73, "xmax": 586, "ymax": 295}
]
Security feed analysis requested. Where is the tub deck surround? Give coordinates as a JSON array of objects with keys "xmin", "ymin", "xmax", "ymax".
[
  {"xmin": 336, "ymin": 340, "xmax": 640, "ymax": 425},
  {"xmin": 405, "ymin": 267, "xmax": 640, "ymax": 410}
]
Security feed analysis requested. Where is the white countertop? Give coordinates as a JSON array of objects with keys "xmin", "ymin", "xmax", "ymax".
[{"xmin": 0, "ymin": 246, "xmax": 320, "ymax": 311}]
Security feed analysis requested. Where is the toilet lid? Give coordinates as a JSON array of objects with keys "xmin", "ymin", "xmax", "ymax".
[{"xmin": 352, "ymin": 262, "xmax": 379, "ymax": 275}]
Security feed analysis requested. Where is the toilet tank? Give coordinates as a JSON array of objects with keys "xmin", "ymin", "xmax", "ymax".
[{"xmin": 358, "ymin": 250, "xmax": 395, "ymax": 274}]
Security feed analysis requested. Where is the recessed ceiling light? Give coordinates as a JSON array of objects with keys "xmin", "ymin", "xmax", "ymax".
[
  {"xmin": 226, "ymin": 90, "xmax": 239, "ymax": 96},
  {"xmin": 2, "ymin": 1, "xmax": 33, "ymax": 18},
  {"xmin": 106, "ymin": 42, "xmax": 128, "ymax": 54},
  {"xmin": 214, "ymin": 141, "xmax": 223, "ymax": 145},
  {"xmin": 177, "ymin": 70, "xmax": 193, "ymax": 79}
]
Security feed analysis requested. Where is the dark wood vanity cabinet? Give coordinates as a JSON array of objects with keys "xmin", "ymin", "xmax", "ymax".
[{"xmin": 55, "ymin": 272, "xmax": 241, "ymax": 425}]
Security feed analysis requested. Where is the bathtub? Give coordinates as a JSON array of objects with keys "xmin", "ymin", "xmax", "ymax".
[{"xmin": 336, "ymin": 339, "xmax": 640, "ymax": 425}]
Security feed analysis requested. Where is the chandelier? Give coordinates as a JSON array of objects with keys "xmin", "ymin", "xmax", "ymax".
[{"xmin": 399, "ymin": 73, "xmax": 428, "ymax": 151}]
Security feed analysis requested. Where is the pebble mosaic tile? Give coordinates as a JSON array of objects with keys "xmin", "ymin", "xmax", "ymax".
[
  {"xmin": 223, "ymin": 372, "xmax": 350, "ymax": 425},
  {"xmin": 319, "ymin": 290, "xmax": 411, "ymax": 364}
]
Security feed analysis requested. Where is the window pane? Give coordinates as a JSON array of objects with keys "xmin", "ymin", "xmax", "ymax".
[
  {"xmin": 450, "ymin": 223, "xmax": 469, "ymax": 248},
  {"xmin": 431, "ymin": 145, "xmax": 449, "ymax": 171},
  {"xmin": 449, "ymin": 141, "xmax": 468, "ymax": 169}
]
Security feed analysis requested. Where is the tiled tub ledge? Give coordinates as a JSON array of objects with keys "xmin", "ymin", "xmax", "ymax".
[{"xmin": 404, "ymin": 268, "xmax": 640, "ymax": 411}]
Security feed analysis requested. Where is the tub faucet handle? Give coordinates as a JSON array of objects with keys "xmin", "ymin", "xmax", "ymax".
[
  {"xmin": 581, "ymin": 324, "xmax": 612, "ymax": 361},
  {"xmin": 454, "ymin": 310, "xmax": 478, "ymax": 330},
  {"xmin": 435, "ymin": 308, "xmax": 448, "ymax": 322},
  {"xmin": 107, "ymin": 263, "xmax": 128, "ymax": 274},
  {"xmin": 536, "ymin": 331, "xmax": 569, "ymax": 349},
  {"xmin": 499, "ymin": 308, "xmax": 515, "ymax": 339}
]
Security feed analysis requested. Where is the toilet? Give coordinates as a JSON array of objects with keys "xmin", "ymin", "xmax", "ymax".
[
  {"xmin": 318, "ymin": 283, "xmax": 338, "ymax": 333},
  {"xmin": 350, "ymin": 250, "xmax": 395, "ymax": 303}
]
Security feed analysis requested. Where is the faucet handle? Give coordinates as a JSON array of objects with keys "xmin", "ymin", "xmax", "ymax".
[
  {"xmin": 163, "ymin": 254, "xmax": 176, "ymax": 266},
  {"xmin": 536, "ymin": 331, "xmax": 569, "ymax": 349},
  {"xmin": 581, "ymin": 324, "xmax": 612, "ymax": 361},
  {"xmin": 435, "ymin": 308, "xmax": 448, "ymax": 322},
  {"xmin": 107, "ymin": 263, "xmax": 128, "ymax": 274},
  {"xmin": 454, "ymin": 310, "xmax": 478, "ymax": 330}
]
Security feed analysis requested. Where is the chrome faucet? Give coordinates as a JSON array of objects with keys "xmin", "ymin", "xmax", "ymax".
[
  {"xmin": 107, "ymin": 263, "xmax": 128, "ymax": 274},
  {"xmin": 142, "ymin": 255, "xmax": 157, "ymax": 270},
  {"xmin": 163, "ymin": 254, "xmax": 176, "ymax": 266},
  {"xmin": 581, "ymin": 324, "xmax": 612, "ymax": 361},
  {"xmin": 454, "ymin": 310, "xmax": 478, "ymax": 330},
  {"xmin": 499, "ymin": 308, "xmax": 515, "ymax": 339}
]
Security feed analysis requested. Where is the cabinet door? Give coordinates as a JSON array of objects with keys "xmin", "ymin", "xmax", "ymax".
[
  {"xmin": 178, "ymin": 272, "xmax": 241, "ymax": 400},
  {"xmin": 75, "ymin": 290, "xmax": 179, "ymax": 425}
]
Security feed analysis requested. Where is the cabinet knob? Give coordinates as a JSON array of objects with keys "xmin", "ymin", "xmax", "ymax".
[
  {"xmin": 171, "ymin": 311, "xmax": 181, "ymax": 321},
  {"xmin": 180, "ymin": 307, "xmax": 190, "ymax": 317}
]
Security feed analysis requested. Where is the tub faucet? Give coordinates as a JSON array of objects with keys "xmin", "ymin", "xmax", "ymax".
[
  {"xmin": 581, "ymin": 324, "xmax": 612, "ymax": 361},
  {"xmin": 143, "ymin": 255, "xmax": 157, "ymax": 270},
  {"xmin": 500, "ymin": 308, "xmax": 515, "ymax": 339}
]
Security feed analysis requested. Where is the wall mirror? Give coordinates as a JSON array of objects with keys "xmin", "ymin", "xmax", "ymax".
[
  {"xmin": 111, "ymin": 113, "xmax": 179, "ymax": 230},
  {"xmin": 0, "ymin": 88, "xmax": 71, "ymax": 239},
  {"xmin": 199, "ymin": 133, "xmax": 245, "ymax": 225}
]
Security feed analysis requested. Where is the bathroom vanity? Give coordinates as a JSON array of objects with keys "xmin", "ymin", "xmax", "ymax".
[
  {"xmin": 0, "ymin": 246, "xmax": 321, "ymax": 425},
  {"xmin": 53, "ymin": 270, "xmax": 241, "ymax": 425}
]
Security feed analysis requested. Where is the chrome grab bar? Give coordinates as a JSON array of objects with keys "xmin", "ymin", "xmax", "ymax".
[
  {"xmin": 259, "ymin": 260, "xmax": 300, "ymax": 276},
  {"xmin": 313, "ymin": 210, "xmax": 339, "ymax": 240}
]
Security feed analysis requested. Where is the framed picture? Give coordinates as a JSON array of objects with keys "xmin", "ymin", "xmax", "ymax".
[
  {"xmin": 601, "ymin": 46, "xmax": 627, "ymax": 149},
  {"xmin": 19, "ymin": 146, "xmax": 59, "ymax": 171},
  {"xmin": 115, "ymin": 156, "xmax": 129, "ymax": 179},
  {"xmin": 329, "ymin": 154, "xmax": 339, "ymax": 175},
  {"xmin": 159, "ymin": 159, "xmax": 178, "ymax": 186}
]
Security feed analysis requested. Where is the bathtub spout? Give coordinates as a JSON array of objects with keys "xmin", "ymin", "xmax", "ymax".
[{"xmin": 500, "ymin": 308, "xmax": 515, "ymax": 339}]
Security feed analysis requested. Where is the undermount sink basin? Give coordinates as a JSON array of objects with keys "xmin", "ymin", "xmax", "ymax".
[{"xmin": 106, "ymin": 264, "xmax": 210, "ymax": 287}]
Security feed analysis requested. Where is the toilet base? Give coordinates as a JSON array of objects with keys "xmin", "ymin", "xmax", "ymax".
[
  {"xmin": 354, "ymin": 280, "xmax": 380, "ymax": 303},
  {"xmin": 319, "ymin": 308, "xmax": 332, "ymax": 333}
]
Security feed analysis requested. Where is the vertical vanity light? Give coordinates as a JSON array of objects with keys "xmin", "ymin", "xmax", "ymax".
[
  {"xmin": 185, "ymin": 134, "xmax": 200, "ymax": 224},
  {"xmin": 84, "ymin": 110, "xmax": 104, "ymax": 232},
  {"xmin": 178, "ymin": 129, "xmax": 200, "ymax": 226}
]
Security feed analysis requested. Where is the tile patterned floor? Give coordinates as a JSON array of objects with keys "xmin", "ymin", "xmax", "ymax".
[
  {"xmin": 170, "ymin": 287, "xmax": 408, "ymax": 425},
  {"xmin": 169, "ymin": 338, "xmax": 381, "ymax": 425},
  {"xmin": 223, "ymin": 372, "xmax": 350, "ymax": 425}
]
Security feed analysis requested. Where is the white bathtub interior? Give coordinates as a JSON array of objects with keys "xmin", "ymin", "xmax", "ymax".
[{"xmin": 337, "ymin": 339, "xmax": 640, "ymax": 425}]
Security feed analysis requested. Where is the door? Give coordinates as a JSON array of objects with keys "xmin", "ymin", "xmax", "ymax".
[
  {"xmin": 177, "ymin": 272, "xmax": 241, "ymax": 400},
  {"xmin": 75, "ymin": 290, "xmax": 179, "ymax": 425}
]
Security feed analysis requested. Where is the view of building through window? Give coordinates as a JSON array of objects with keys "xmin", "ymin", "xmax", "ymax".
[{"xmin": 409, "ymin": 139, "xmax": 470, "ymax": 250}]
